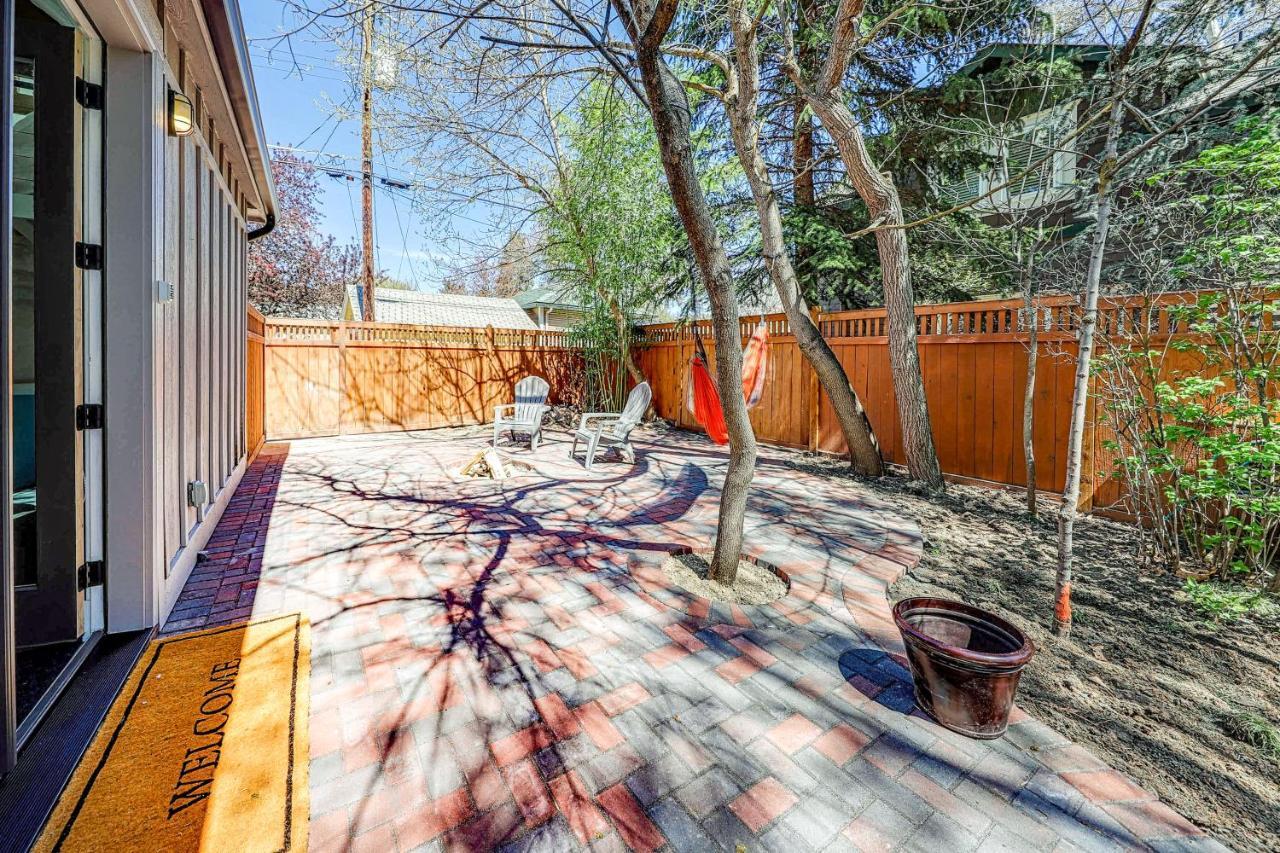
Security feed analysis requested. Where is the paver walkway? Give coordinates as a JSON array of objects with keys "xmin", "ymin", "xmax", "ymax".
[{"xmin": 164, "ymin": 426, "xmax": 1218, "ymax": 852}]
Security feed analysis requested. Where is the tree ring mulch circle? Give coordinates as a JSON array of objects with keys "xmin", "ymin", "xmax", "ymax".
[
  {"xmin": 662, "ymin": 550, "xmax": 788, "ymax": 605},
  {"xmin": 626, "ymin": 545, "xmax": 823, "ymax": 628}
]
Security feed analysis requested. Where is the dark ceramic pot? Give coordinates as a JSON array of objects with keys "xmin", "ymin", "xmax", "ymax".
[{"xmin": 892, "ymin": 597, "xmax": 1035, "ymax": 739}]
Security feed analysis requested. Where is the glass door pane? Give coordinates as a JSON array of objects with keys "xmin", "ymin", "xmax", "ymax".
[
  {"xmin": 12, "ymin": 56, "xmax": 34, "ymax": 594},
  {"xmin": 11, "ymin": 0, "xmax": 85, "ymax": 734}
]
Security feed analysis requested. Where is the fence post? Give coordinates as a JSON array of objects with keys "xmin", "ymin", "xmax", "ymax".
[
  {"xmin": 808, "ymin": 307, "xmax": 822, "ymax": 452},
  {"xmin": 1079, "ymin": 370, "xmax": 1098, "ymax": 513}
]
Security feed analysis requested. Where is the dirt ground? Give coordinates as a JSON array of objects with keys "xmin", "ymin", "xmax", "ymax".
[{"xmin": 785, "ymin": 453, "xmax": 1280, "ymax": 851}]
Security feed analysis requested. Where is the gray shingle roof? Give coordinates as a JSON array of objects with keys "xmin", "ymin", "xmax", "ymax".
[{"xmin": 347, "ymin": 286, "xmax": 539, "ymax": 329}]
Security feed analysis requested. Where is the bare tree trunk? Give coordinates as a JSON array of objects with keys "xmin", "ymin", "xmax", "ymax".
[
  {"xmin": 784, "ymin": 0, "xmax": 943, "ymax": 488},
  {"xmin": 1055, "ymin": 93, "xmax": 1124, "ymax": 638},
  {"xmin": 794, "ymin": 109, "xmax": 816, "ymax": 209},
  {"xmin": 1021, "ymin": 260, "xmax": 1038, "ymax": 516},
  {"xmin": 792, "ymin": 0, "xmax": 817, "ymax": 213},
  {"xmin": 723, "ymin": 6, "xmax": 882, "ymax": 476},
  {"xmin": 1054, "ymin": 0, "xmax": 1163, "ymax": 638},
  {"xmin": 619, "ymin": 0, "xmax": 757, "ymax": 584}
]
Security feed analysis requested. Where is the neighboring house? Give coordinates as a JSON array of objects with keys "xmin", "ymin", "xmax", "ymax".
[
  {"xmin": 0, "ymin": 0, "xmax": 274, "ymax": 803},
  {"xmin": 932, "ymin": 43, "xmax": 1108, "ymax": 225},
  {"xmin": 343, "ymin": 285, "xmax": 539, "ymax": 329},
  {"xmin": 515, "ymin": 286, "xmax": 587, "ymax": 330},
  {"xmin": 932, "ymin": 40, "xmax": 1273, "ymax": 229}
]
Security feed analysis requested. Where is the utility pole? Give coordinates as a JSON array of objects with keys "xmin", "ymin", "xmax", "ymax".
[{"xmin": 360, "ymin": 0, "xmax": 376, "ymax": 322}]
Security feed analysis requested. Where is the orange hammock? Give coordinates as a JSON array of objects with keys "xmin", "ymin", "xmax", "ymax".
[
  {"xmin": 689, "ymin": 355, "xmax": 730, "ymax": 444},
  {"xmin": 686, "ymin": 320, "xmax": 771, "ymax": 445},
  {"xmin": 742, "ymin": 320, "xmax": 770, "ymax": 409}
]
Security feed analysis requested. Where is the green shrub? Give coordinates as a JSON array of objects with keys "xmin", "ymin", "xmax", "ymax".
[{"xmin": 1181, "ymin": 579, "xmax": 1277, "ymax": 622}]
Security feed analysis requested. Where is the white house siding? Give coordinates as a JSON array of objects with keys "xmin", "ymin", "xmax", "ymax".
[
  {"xmin": 100, "ymin": 0, "xmax": 269, "ymax": 631},
  {"xmin": 154, "ymin": 77, "xmax": 253, "ymax": 623},
  {"xmin": 540, "ymin": 308, "xmax": 582, "ymax": 330}
]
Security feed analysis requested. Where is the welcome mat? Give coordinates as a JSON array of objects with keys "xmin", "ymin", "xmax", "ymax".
[{"xmin": 36, "ymin": 614, "xmax": 310, "ymax": 853}]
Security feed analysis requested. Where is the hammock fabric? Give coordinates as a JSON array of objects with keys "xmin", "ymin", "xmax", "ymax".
[
  {"xmin": 688, "ymin": 355, "xmax": 730, "ymax": 445},
  {"xmin": 685, "ymin": 320, "xmax": 771, "ymax": 445},
  {"xmin": 742, "ymin": 320, "xmax": 770, "ymax": 410}
]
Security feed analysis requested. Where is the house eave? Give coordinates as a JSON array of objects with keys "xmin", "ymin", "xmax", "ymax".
[
  {"xmin": 198, "ymin": 0, "xmax": 276, "ymax": 222},
  {"xmin": 521, "ymin": 300, "xmax": 582, "ymax": 312}
]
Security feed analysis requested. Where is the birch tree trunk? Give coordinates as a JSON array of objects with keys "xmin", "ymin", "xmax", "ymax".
[
  {"xmin": 785, "ymin": 0, "xmax": 944, "ymax": 489},
  {"xmin": 617, "ymin": 0, "xmax": 757, "ymax": 583},
  {"xmin": 1021, "ymin": 256, "xmax": 1038, "ymax": 516},
  {"xmin": 723, "ymin": 4, "xmax": 882, "ymax": 476},
  {"xmin": 1055, "ymin": 92, "xmax": 1124, "ymax": 638}
]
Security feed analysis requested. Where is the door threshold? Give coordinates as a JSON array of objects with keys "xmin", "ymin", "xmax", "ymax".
[{"xmin": 15, "ymin": 631, "xmax": 102, "ymax": 749}]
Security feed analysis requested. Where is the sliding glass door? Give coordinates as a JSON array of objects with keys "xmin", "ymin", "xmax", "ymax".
[{"xmin": 1, "ymin": 0, "xmax": 102, "ymax": 773}]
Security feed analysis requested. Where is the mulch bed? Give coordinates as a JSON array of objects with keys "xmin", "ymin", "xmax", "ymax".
[
  {"xmin": 662, "ymin": 550, "xmax": 787, "ymax": 605},
  {"xmin": 783, "ymin": 452, "xmax": 1280, "ymax": 851}
]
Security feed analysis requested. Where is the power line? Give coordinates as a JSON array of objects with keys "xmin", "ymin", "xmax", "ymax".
[
  {"xmin": 381, "ymin": 146, "xmax": 421, "ymax": 285},
  {"xmin": 268, "ymin": 148, "xmax": 544, "ymax": 213}
]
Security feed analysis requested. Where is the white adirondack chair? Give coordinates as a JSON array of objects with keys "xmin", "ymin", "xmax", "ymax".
[
  {"xmin": 570, "ymin": 382, "xmax": 652, "ymax": 470},
  {"xmin": 493, "ymin": 376, "xmax": 550, "ymax": 450}
]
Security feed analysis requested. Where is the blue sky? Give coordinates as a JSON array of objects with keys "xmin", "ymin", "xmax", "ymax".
[{"xmin": 243, "ymin": 2, "xmax": 449, "ymax": 290}]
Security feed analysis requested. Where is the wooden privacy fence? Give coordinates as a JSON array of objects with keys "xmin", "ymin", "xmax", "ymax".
[
  {"xmin": 636, "ymin": 293, "xmax": 1226, "ymax": 514},
  {"xmin": 242, "ymin": 291, "xmax": 1243, "ymax": 514},
  {"xmin": 255, "ymin": 318, "xmax": 581, "ymax": 440},
  {"xmin": 247, "ymin": 306, "xmax": 266, "ymax": 459}
]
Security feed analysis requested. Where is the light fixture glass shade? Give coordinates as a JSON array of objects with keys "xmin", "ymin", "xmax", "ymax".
[{"xmin": 168, "ymin": 89, "xmax": 195, "ymax": 137}]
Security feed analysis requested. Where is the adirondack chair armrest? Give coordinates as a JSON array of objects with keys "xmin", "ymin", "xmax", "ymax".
[{"xmin": 494, "ymin": 403, "xmax": 517, "ymax": 419}]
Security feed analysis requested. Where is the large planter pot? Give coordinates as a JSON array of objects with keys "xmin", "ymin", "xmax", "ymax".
[{"xmin": 893, "ymin": 597, "xmax": 1035, "ymax": 739}]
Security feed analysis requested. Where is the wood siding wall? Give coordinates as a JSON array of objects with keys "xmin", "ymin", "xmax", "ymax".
[
  {"xmin": 260, "ymin": 320, "xmax": 582, "ymax": 440},
  {"xmin": 156, "ymin": 105, "xmax": 248, "ymax": 573},
  {"xmin": 636, "ymin": 294, "xmax": 1231, "ymax": 515}
]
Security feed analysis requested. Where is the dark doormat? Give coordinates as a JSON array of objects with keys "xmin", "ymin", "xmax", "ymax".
[{"xmin": 0, "ymin": 630, "xmax": 149, "ymax": 853}]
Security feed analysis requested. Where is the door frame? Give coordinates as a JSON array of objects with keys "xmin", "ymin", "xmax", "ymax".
[
  {"xmin": 1, "ymin": 0, "xmax": 18, "ymax": 776},
  {"xmin": 0, "ymin": 0, "xmax": 105, "ymax": 772}
]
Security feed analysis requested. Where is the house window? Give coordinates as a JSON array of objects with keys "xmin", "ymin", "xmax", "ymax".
[
  {"xmin": 938, "ymin": 168, "xmax": 986, "ymax": 204},
  {"xmin": 1001, "ymin": 102, "xmax": 1077, "ymax": 206},
  {"xmin": 935, "ymin": 100, "xmax": 1078, "ymax": 209}
]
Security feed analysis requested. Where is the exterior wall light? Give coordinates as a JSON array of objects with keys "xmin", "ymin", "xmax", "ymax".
[{"xmin": 168, "ymin": 89, "xmax": 195, "ymax": 137}]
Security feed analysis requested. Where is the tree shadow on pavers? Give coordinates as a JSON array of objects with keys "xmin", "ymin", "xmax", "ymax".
[
  {"xmin": 250, "ymin": 433, "xmax": 924, "ymax": 848},
  {"xmin": 590, "ymin": 463, "xmax": 709, "ymax": 532},
  {"xmin": 257, "ymin": 460, "xmax": 733, "ymax": 847},
  {"xmin": 324, "ymin": 532, "xmax": 586, "ymax": 848},
  {"xmin": 267, "ymin": 454, "xmax": 710, "ymax": 586}
]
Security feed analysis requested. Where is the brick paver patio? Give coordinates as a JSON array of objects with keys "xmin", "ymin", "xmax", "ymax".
[{"xmin": 164, "ymin": 426, "xmax": 1219, "ymax": 852}]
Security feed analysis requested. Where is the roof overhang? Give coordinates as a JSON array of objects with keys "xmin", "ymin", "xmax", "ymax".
[
  {"xmin": 520, "ymin": 299, "xmax": 583, "ymax": 312},
  {"xmin": 955, "ymin": 42, "xmax": 1110, "ymax": 78},
  {"xmin": 198, "ymin": 0, "xmax": 276, "ymax": 224}
]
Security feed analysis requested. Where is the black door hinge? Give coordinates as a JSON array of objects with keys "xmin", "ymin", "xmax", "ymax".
[
  {"xmin": 76, "ymin": 403, "xmax": 104, "ymax": 431},
  {"xmin": 78, "ymin": 560, "xmax": 105, "ymax": 591},
  {"xmin": 75, "ymin": 78, "xmax": 104, "ymax": 110},
  {"xmin": 75, "ymin": 242, "xmax": 103, "ymax": 270}
]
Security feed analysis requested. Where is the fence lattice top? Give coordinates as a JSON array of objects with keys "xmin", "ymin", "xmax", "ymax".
[
  {"xmin": 635, "ymin": 292, "xmax": 1262, "ymax": 344},
  {"xmin": 257, "ymin": 292, "xmax": 1269, "ymax": 349},
  {"xmin": 262, "ymin": 318, "xmax": 572, "ymax": 348}
]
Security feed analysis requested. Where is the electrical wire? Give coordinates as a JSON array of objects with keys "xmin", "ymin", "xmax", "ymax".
[{"xmin": 381, "ymin": 148, "xmax": 421, "ymax": 285}]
